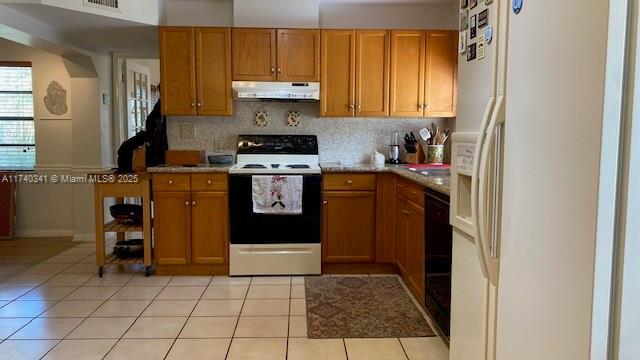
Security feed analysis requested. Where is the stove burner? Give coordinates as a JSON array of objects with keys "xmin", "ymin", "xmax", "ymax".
[
  {"xmin": 286, "ymin": 164, "xmax": 310, "ymax": 169},
  {"xmin": 243, "ymin": 164, "xmax": 267, "ymax": 169}
]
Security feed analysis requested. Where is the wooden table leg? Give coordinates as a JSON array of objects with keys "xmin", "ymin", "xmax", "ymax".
[
  {"xmin": 142, "ymin": 179, "xmax": 153, "ymax": 276},
  {"xmin": 94, "ymin": 184, "xmax": 105, "ymax": 276}
]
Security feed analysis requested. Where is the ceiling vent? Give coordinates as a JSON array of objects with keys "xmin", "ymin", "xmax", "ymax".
[{"xmin": 84, "ymin": 0, "xmax": 119, "ymax": 10}]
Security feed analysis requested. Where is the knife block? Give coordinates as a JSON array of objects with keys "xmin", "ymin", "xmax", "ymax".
[{"xmin": 405, "ymin": 143, "xmax": 425, "ymax": 164}]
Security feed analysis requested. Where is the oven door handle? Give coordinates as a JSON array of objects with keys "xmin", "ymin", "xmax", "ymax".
[{"xmin": 237, "ymin": 247, "xmax": 317, "ymax": 255}]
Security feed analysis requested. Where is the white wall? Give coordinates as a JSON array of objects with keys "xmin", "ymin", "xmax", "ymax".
[
  {"xmin": 0, "ymin": 38, "xmax": 111, "ymax": 240},
  {"xmin": 164, "ymin": 0, "xmax": 233, "ymax": 26},
  {"xmin": 320, "ymin": 2, "xmax": 458, "ymax": 29},
  {"xmin": 234, "ymin": 0, "xmax": 319, "ymax": 27}
]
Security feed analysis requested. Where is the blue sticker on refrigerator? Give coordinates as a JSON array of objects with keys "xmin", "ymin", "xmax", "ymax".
[{"xmin": 513, "ymin": 0, "xmax": 523, "ymax": 14}]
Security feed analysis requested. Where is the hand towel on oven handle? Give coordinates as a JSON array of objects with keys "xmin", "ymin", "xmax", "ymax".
[{"xmin": 252, "ymin": 175, "xmax": 303, "ymax": 214}]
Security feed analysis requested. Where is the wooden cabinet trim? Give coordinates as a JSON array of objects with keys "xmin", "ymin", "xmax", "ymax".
[
  {"xmin": 232, "ymin": 28, "xmax": 277, "ymax": 81},
  {"xmin": 355, "ymin": 29, "xmax": 390, "ymax": 117},
  {"xmin": 390, "ymin": 30, "xmax": 426, "ymax": 117},
  {"xmin": 320, "ymin": 29, "xmax": 356, "ymax": 117},
  {"xmin": 159, "ymin": 27, "xmax": 197, "ymax": 116},
  {"xmin": 195, "ymin": 27, "xmax": 233, "ymax": 116},
  {"xmin": 425, "ymin": 30, "xmax": 458, "ymax": 117},
  {"xmin": 276, "ymin": 29, "xmax": 320, "ymax": 82}
]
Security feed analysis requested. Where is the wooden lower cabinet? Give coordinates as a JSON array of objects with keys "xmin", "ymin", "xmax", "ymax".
[
  {"xmin": 406, "ymin": 200, "xmax": 425, "ymax": 304},
  {"xmin": 395, "ymin": 191, "xmax": 426, "ymax": 305},
  {"xmin": 153, "ymin": 191, "xmax": 191, "ymax": 265},
  {"xmin": 152, "ymin": 174, "xmax": 229, "ymax": 274},
  {"xmin": 322, "ymin": 191, "xmax": 376, "ymax": 263},
  {"xmin": 191, "ymin": 191, "xmax": 228, "ymax": 264}
]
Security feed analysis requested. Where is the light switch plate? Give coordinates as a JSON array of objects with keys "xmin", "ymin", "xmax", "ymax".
[{"xmin": 180, "ymin": 123, "xmax": 196, "ymax": 138}]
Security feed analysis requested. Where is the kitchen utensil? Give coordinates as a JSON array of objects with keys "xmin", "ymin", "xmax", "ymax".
[
  {"xmin": 110, "ymin": 204, "xmax": 142, "ymax": 225},
  {"xmin": 410, "ymin": 132, "xmax": 417, "ymax": 143},
  {"xmin": 427, "ymin": 145, "xmax": 445, "ymax": 164},
  {"xmin": 419, "ymin": 128, "xmax": 431, "ymax": 142}
]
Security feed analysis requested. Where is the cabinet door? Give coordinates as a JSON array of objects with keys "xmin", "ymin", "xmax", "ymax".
[
  {"xmin": 425, "ymin": 30, "xmax": 458, "ymax": 117},
  {"xmin": 390, "ymin": 30, "xmax": 426, "ymax": 117},
  {"xmin": 196, "ymin": 27, "xmax": 232, "ymax": 116},
  {"xmin": 232, "ymin": 28, "xmax": 276, "ymax": 81},
  {"xmin": 191, "ymin": 191, "xmax": 228, "ymax": 264},
  {"xmin": 356, "ymin": 30, "xmax": 390, "ymax": 117},
  {"xmin": 323, "ymin": 191, "xmax": 376, "ymax": 262},
  {"xmin": 153, "ymin": 191, "xmax": 191, "ymax": 265},
  {"xmin": 277, "ymin": 29, "xmax": 320, "ymax": 82},
  {"xmin": 320, "ymin": 30, "xmax": 356, "ymax": 117},
  {"xmin": 395, "ymin": 195, "xmax": 409, "ymax": 275},
  {"xmin": 159, "ymin": 27, "xmax": 196, "ymax": 116},
  {"xmin": 407, "ymin": 200, "xmax": 426, "ymax": 304}
]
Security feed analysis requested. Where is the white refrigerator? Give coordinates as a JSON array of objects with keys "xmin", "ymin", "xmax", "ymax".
[{"xmin": 449, "ymin": 0, "xmax": 611, "ymax": 359}]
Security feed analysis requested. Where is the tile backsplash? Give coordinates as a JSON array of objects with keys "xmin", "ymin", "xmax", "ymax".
[{"xmin": 168, "ymin": 101, "xmax": 454, "ymax": 164}]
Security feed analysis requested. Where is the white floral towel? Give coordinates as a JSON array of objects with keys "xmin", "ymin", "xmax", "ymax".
[{"xmin": 252, "ymin": 175, "xmax": 303, "ymax": 214}]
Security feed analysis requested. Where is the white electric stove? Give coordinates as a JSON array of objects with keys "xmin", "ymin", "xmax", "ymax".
[{"xmin": 228, "ymin": 135, "xmax": 322, "ymax": 276}]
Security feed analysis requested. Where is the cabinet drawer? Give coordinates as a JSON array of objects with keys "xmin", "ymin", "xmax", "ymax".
[
  {"xmin": 152, "ymin": 174, "xmax": 191, "ymax": 192},
  {"xmin": 190, "ymin": 173, "xmax": 228, "ymax": 192},
  {"xmin": 323, "ymin": 173, "xmax": 376, "ymax": 191},
  {"xmin": 397, "ymin": 178, "xmax": 424, "ymax": 208}
]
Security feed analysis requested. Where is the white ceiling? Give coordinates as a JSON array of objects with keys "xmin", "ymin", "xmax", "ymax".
[{"xmin": 4, "ymin": 3, "xmax": 159, "ymax": 55}]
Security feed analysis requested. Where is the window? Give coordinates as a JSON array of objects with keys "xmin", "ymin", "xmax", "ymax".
[{"xmin": 0, "ymin": 62, "xmax": 35, "ymax": 169}]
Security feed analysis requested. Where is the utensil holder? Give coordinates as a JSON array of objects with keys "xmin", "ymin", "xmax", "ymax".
[{"xmin": 427, "ymin": 145, "xmax": 445, "ymax": 164}]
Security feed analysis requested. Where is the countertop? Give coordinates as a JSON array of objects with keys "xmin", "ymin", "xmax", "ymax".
[
  {"xmin": 320, "ymin": 163, "xmax": 450, "ymax": 196},
  {"xmin": 147, "ymin": 164, "xmax": 234, "ymax": 173},
  {"xmin": 147, "ymin": 162, "xmax": 450, "ymax": 196}
]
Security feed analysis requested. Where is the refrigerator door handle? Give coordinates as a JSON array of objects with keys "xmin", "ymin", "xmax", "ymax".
[
  {"xmin": 471, "ymin": 96, "xmax": 495, "ymax": 279},
  {"xmin": 478, "ymin": 95, "xmax": 505, "ymax": 286}
]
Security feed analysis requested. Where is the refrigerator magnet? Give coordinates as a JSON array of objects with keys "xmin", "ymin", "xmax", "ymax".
[
  {"xmin": 470, "ymin": 15, "xmax": 477, "ymax": 39},
  {"xmin": 460, "ymin": 9, "xmax": 469, "ymax": 30},
  {"xmin": 478, "ymin": 9, "xmax": 488, "ymax": 28},
  {"xmin": 459, "ymin": 31, "xmax": 467, "ymax": 54},
  {"xmin": 470, "ymin": 0, "xmax": 478, "ymax": 9},
  {"xmin": 467, "ymin": 43, "xmax": 477, "ymax": 61},
  {"xmin": 513, "ymin": 0, "xmax": 523, "ymax": 14},
  {"xmin": 461, "ymin": 0, "xmax": 468, "ymax": 9},
  {"xmin": 477, "ymin": 35, "xmax": 486, "ymax": 60},
  {"xmin": 484, "ymin": 26, "xmax": 494, "ymax": 44}
]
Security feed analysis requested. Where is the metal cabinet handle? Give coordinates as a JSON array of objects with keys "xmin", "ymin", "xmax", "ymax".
[
  {"xmin": 271, "ymin": 67, "xmax": 276, "ymax": 73},
  {"xmin": 192, "ymin": 200, "xmax": 196, "ymax": 206},
  {"xmin": 411, "ymin": 191, "xmax": 418, "ymax": 195},
  {"xmin": 347, "ymin": 179, "xmax": 353, "ymax": 185},
  {"xmin": 207, "ymin": 179, "xmax": 212, "ymax": 185},
  {"xmin": 402, "ymin": 209, "xmax": 410, "ymax": 215},
  {"xmin": 191, "ymin": 102, "xmax": 195, "ymax": 107},
  {"xmin": 357, "ymin": 105, "xmax": 362, "ymax": 111},
  {"xmin": 185, "ymin": 201, "xmax": 190, "ymax": 207},
  {"xmin": 349, "ymin": 104, "xmax": 355, "ymax": 109},
  {"xmin": 197, "ymin": 102, "xmax": 202, "ymax": 107},
  {"xmin": 426, "ymin": 104, "xmax": 431, "ymax": 110},
  {"xmin": 323, "ymin": 200, "xmax": 328, "ymax": 205},
  {"xmin": 168, "ymin": 180, "xmax": 174, "ymax": 185},
  {"xmin": 277, "ymin": 67, "xmax": 282, "ymax": 73}
]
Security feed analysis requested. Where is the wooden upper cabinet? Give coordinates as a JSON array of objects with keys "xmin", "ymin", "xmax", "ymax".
[
  {"xmin": 322, "ymin": 191, "xmax": 376, "ymax": 263},
  {"xmin": 390, "ymin": 30, "xmax": 426, "ymax": 117},
  {"xmin": 277, "ymin": 29, "xmax": 320, "ymax": 82},
  {"xmin": 232, "ymin": 28, "xmax": 276, "ymax": 81},
  {"xmin": 153, "ymin": 191, "xmax": 191, "ymax": 265},
  {"xmin": 196, "ymin": 28, "xmax": 232, "ymax": 116},
  {"xmin": 425, "ymin": 30, "xmax": 458, "ymax": 117},
  {"xmin": 356, "ymin": 30, "xmax": 390, "ymax": 117},
  {"xmin": 320, "ymin": 30, "xmax": 356, "ymax": 117},
  {"xmin": 191, "ymin": 191, "xmax": 228, "ymax": 265},
  {"xmin": 160, "ymin": 27, "xmax": 196, "ymax": 116}
]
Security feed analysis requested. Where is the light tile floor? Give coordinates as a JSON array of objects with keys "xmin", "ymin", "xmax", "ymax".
[{"xmin": 0, "ymin": 240, "xmax": 449, "ymax": 360}]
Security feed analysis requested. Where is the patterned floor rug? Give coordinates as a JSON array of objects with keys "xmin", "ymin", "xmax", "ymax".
[{"xmin": 305, "ymin": 276, "xmax": 435, "ymax": 338}]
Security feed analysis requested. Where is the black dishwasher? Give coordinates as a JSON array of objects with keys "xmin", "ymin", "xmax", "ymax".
[{"xmin": 424, "ymin": 189, "xmax": 453, "ymax": 340}]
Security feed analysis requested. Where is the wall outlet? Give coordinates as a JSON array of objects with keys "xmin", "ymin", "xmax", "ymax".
[{"xmin": 180, "ymin": 123, "xmax": 196, "ymax": 138}]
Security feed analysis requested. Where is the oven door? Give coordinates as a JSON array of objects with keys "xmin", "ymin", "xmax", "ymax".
[{"xmin": 229, "ymin": 174, "xmax": 321, "ymax": 245}]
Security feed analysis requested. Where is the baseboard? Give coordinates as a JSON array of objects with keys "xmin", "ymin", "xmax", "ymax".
[
  {"xmin": 15, "ymin": 229, "xmax": 74, "ymax": 238},
  {"xmin": 72, "ymin": 233, "xmax": 97, "ymax": 242}
]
